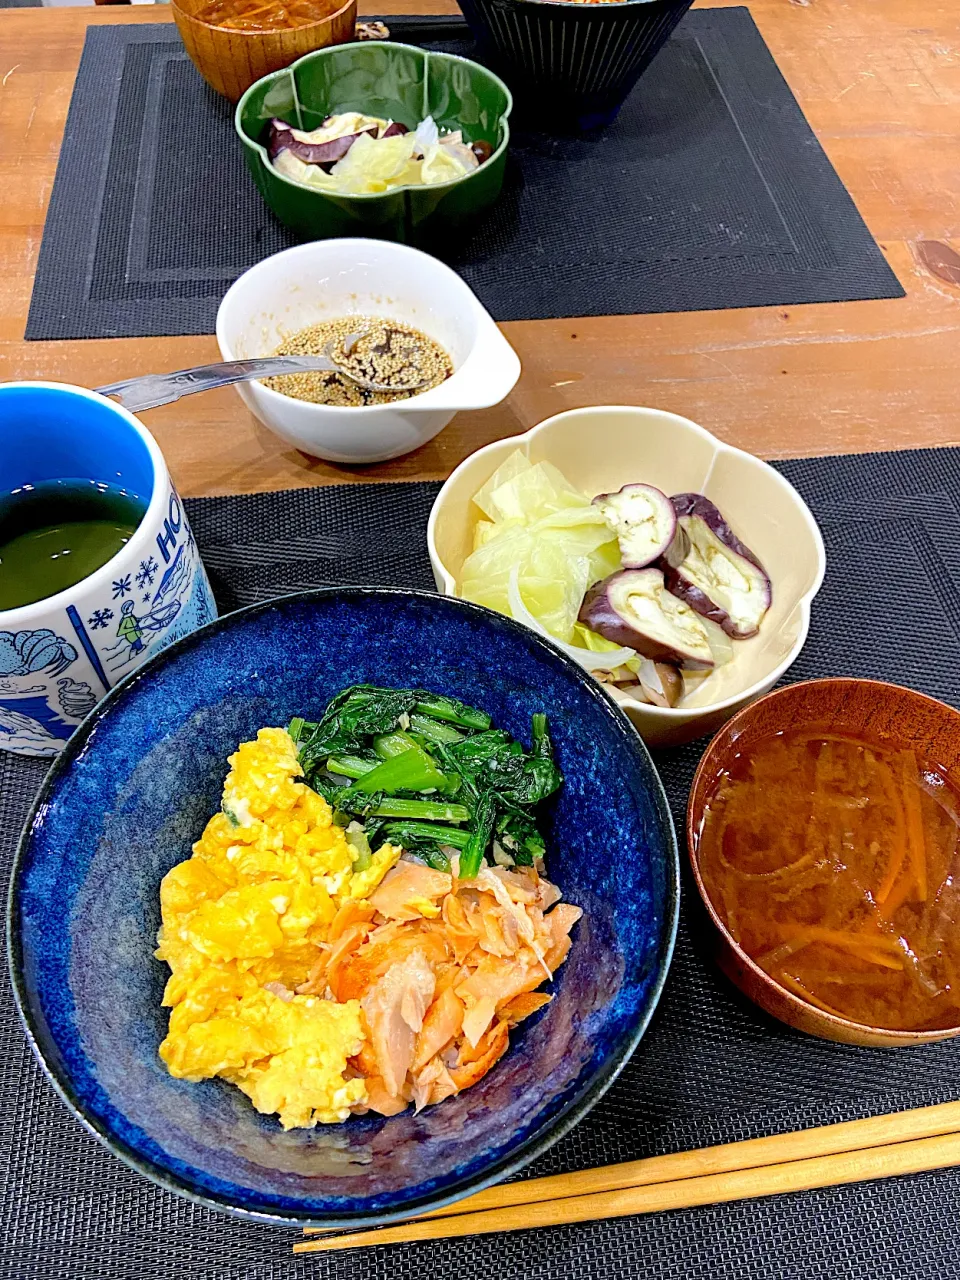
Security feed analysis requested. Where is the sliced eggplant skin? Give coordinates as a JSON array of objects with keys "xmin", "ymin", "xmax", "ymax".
[
  {"xmin": 664, "ymin": 494, "xmax": 772, "ymax": 639},
  {"xmin": 670, "ymin": 494, "xmax": 767, "ymax": 573},
  {"xmin": 660, "ymin": 567, "xmax": 731, "ymax": 632},
  {"xmin": 579, "ymin": 569, "xmax": 715, "ymax": 670},
  {"xmin": 268, "ymin": 119, "xmax": 295, "ymax": 160},
  {"xmin": 593, "ymin": 483, "xmax": 683, "ymax": 569},
  {"xmin": 268, "ymin": 119, "xmax": 378, "ymax": 168}
]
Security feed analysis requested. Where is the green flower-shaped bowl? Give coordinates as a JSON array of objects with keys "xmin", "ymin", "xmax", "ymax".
[{"xmin": 235, "ymin": 41, "xmax": 512, "ymax": 245}]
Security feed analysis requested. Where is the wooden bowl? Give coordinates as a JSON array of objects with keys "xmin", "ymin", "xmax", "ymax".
[
  {"xmin": 687, "ymin": 677, "xmax": 960, "ymax": 1048},
  {"xmin": 171, "ymin": 0, "xmax": 357, "ymax": 102}
]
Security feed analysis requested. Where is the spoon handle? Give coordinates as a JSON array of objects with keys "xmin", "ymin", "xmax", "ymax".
[{"xmin": 95, "ymin": 356, "xmax": 339, "ymax": 412}]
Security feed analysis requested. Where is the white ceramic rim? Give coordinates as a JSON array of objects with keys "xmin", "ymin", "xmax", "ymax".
[
  {"xmin": 215, "ymin": 239, "xmax": 519, "ymax": 415},
  {"xmin": 427, "ymin": 405, "xmax": 828, "ymax": 722},
  {"xmin": 0, "ymin": 381, "xmax": 168, "ymax": 627}
]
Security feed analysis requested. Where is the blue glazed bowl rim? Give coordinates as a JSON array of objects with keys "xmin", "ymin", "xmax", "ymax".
[
  {"xmin": 234, "ymin": 42, "xmax": 514, "ymax": 204},
  {"xmin": 7, "ymin": 587, "xmax": 679, "ymax": 1227}
]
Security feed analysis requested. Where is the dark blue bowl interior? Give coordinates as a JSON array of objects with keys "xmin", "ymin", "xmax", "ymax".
[{"xmin": 10, "ymin": 590, "xmax": 678, "ymax": 1226}]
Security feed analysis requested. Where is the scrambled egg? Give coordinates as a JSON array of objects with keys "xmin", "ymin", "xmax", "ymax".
[{"xmin": 156, "ymin": 727, "xmax": 399, "ymax": 1128}]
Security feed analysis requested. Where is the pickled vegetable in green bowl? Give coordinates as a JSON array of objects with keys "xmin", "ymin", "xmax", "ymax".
[
  {"xmin": 267, "ymin": 112, "xmax": 493, "ymax": 194},
  {"xmin": 235, "ymin": 42, "xmax": 512, "ymax": 244}
]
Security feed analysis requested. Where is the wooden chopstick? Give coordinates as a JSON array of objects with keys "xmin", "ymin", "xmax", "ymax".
[
  {"xmin": 295, "ymin": 1129, "xmax": 960, "ymax": 1252},
  {"xmin": 295, "ymin": 1100, "xmax": 960, "ymax": 1254}
]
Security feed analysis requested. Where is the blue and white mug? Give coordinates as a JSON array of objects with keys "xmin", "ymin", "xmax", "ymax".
[{"xmin": 0, "ymin": 382, "xmax": 217, "ymax": 756}]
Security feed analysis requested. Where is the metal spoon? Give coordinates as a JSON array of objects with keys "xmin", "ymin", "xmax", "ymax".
[{"xmin": 96, "ymin": 338, "xmax": 428, "ymax": 412}]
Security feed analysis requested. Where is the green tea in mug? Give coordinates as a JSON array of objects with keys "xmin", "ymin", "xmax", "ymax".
[{"xmin": 0, "ymin": 478, "xmax": 148, "ymax": 611}]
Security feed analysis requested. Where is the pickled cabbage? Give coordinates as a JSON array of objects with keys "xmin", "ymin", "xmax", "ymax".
[
  {"xmin": 329, "ymin": 132, "xmax": 419, "ymax": 194},
  {"xmin": 458, "ymin": 450, "xmax": 731, "ymax": 707},
  {"xmin": 293, "ymin": 112, "xmax": 385, "ymax": 145},
  {"xmin": 268, "ymin": 112, "xmax": 482, "ymax": 195},
  {"xmin": 420, "ymin": 143, "xmax": 472, "ymax": 186},
  {"xmin": 459, "ymin": 452, "xmax": 621, "ymax": 645}
]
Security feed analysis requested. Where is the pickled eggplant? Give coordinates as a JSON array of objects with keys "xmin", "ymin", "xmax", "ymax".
[
  {"xmin": 593, "ymin": 483, "xmax": 687, "ymax": 569},
  {"xmin": 578, "ymin": 569, "xmax": 715, "ymax": 670},
  {"xmin": 663, "ymin": 494, "xmax": 772, "ymax": 639},
  {"xmin": 268, "ymin": 117, "xmax": 378, "ymax": 168}
]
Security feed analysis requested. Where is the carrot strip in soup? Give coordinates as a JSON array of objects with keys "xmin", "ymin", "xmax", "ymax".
[
  {"xmin": 874, "ymin": 754, "xmax": 909, "ymax": 904},
  {"xmin": 878, "ymin": 871, "xmax": 916, "ymax": 921},
  {"xmin": 901, "ymin": 751, "xmax": 929, "ymax": 902}
]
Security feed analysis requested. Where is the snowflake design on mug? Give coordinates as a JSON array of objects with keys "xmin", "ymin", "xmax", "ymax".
[
  {"xmin": 112, "ymin": 574, "xmax": 133, "ymax": 599},
  {"xmin": 137, "ymin": 557, "xmax": 158, "ymax": 590},
  {"xmin": 88, "ymin": 608, "xmax": 114, "ymax": 630}
]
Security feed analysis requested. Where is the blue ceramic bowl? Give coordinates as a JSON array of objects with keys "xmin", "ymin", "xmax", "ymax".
[{"xmin": 9, "ymin": 589, "xmax": 678, "ymax": 1226}]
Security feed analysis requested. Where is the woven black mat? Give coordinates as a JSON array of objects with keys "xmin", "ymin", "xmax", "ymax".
[
  {"xmin": 4, "ymin": 445, "xmax": 960, "ymax": 1277},
  {"xmin": 25, "ymin": 8, "xmax": 903, "ymax": 341}
]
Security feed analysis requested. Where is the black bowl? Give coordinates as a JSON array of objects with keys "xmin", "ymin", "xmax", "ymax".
[{"xmin": 458, "ymin": 0, "xmax": 694, "ymax": 130}]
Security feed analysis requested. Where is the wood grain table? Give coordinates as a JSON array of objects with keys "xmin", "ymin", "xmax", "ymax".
[
  {"xmin": 0, "ymin": 0, "xmax": 958, "ymax": 499},
  {"xmin": 2, "ymin": 0, "xmax": 960, "ymax": 1247}
]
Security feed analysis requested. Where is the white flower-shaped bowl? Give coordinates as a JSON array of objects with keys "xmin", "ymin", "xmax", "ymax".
[
  {"xmin": 428, "ymin": 406, "xmax": 827, "ymax": 748},
  {"xmin": 216, "ymin": 240, "xmax": 520, "ymax": 464}
]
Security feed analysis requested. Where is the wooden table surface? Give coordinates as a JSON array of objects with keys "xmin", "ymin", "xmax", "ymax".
[{"xmin": 0, "ymin": 0, "xmax": 958, "ymax": 499}]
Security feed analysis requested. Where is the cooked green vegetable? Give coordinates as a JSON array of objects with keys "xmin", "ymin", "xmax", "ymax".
[
  {"xmin": 413, "ymin": 693, "xmax": 491, "ymax": 731},
  {"xmin": 326, "ymin": 754, "xmax": 378, "ymax": 780},
  {"xmin": 290, "ymin": 684, "xmax": 561, "ymax": 876},
  {"xmin": 344, "ymin": 822, "xmax": 373, "ymax": 872},
  {"xmin": 382, "ymin": 821, "xmax": 472, "ymax": 849},
  {"xmin": 368, "ymin": 798, "xmax": 470, "ymax": 821},
  {"xmin": 344, "ymin": 742, "xmax": 445, "ymax": 796},
  {"xmin": 295, "ymin": 685, "xmax": 416, "ymax": 771},
  {"xmin": 497, "ymin": 811, "xmax": 546, "ymax": 865},
  {"xmin": 373, "ymin": 730, "xmax": 421, "ymax": 759},
  {"xmin": 409, "ymin": 713, "xmax": 465, "ymax": 745}
]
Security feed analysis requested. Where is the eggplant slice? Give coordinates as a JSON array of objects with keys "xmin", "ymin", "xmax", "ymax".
[
  {"xmin": 593, "ymin": 483, "xmax": 687, "ymax": 569},
  {"xmin": 664, "ymin": 494, "xmax": 772, "ymax": 639},
  {"xmin": 579, "ymin": 569, "xmax": 715, "ymax": 670},
  {"xmin": 268, "ymin": 119, "xmax": 378, "ymax": 169}
]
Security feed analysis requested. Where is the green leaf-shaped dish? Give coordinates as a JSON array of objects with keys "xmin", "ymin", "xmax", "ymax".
[{"xmin": 235, "ymin": 41, "xmax": 512, "ymax": 245}]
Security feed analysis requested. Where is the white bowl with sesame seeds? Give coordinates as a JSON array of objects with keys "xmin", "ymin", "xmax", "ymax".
[{"xmin": 216, "ymin": 240, "xmax": 521, "ymax": 464}]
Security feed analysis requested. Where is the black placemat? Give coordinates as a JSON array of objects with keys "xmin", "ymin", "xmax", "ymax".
[
  {"xmin": 4, "ymin": 445, "xmax": 960, "ymax": 1278},
  {"xmin": 25, "ymin": 8, "xmax": 903, "ymax": 341}
]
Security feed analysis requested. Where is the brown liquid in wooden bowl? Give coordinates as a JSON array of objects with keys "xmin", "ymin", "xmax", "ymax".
[
  {"xmin": 193, "ymin": 0, "xmax": 329, "ymax": 30},
  {"xmin": 170, "ymin": 0, "xmax": 355, "ymax": 102},
  {"xmin": 696, "ymin": 728, "xmax": 960, "ymax": 1033}
]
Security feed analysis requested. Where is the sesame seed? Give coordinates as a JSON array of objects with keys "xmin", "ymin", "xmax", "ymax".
[{"xmin": 264, "ymin": 316, "xmax": 453, "ymax": 407}]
